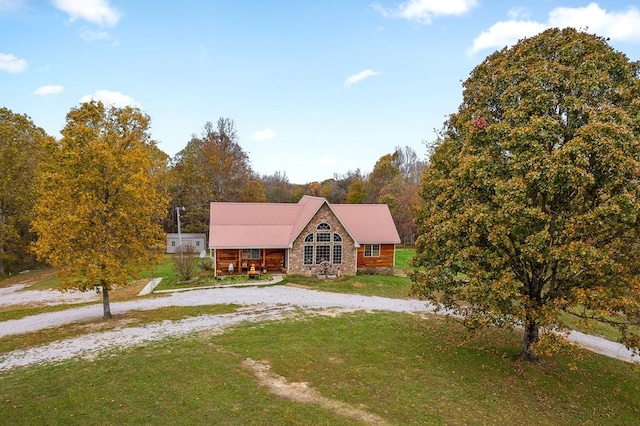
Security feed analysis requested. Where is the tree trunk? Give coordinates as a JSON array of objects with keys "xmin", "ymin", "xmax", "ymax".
[
  {"xmin": 102, "ymin": 284, "xmax": 112, "ymax": 319},
  {"xmin": 521, "ymin": 319, "xmax": 539, "ymax": 361}
]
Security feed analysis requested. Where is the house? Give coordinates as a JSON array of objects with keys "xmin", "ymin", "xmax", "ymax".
[
  {"xmin": 166, "ymin": 233, "xmax": 207, "ymax": 254},
  {"xmin": 208, "ymin": 195, "xmax": 400, "ymax": 276}
]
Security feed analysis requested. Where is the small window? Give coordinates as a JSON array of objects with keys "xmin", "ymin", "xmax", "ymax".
[
  {"xmin": 333, "ymin": 233, "xmax": 342, "ymax": 242},
  {"xmin": 171, "ymin": 241, "xmax": 176, "ymax": 247},
  {"xmin": 196, "ymin": 241, "xmax": 200, "ymax": 247},
  {"xmin": 364, "ymin": 244, "xmax": 380, "ymax": 257},
  {"xmin": 242, "ymin": 249, "xmax": 260, "ymax": 259},
  {"xmin": 317, "ymin": 223, "xmax": 331, "ymax": 230},
  {"xmin": 304, "ymin": 246, "xmax": 313, "ymax": 265},
  {"xmin": 304, "ymin": 233, "xmax": 314, "ymax": 243}
]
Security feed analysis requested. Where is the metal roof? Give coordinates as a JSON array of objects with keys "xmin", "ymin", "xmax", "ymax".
[{"xmin": 209, "ymin": 195, "xmax": 400, "ymax": 249}]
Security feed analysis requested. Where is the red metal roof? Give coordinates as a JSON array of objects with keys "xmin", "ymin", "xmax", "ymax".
[
  {"xmin": 332, "ymin": 203, "xmax": 401, "ymax": 244},
  {"xmin": 209, "ymin": 195, "xmax": 400, "ymax": 248}
]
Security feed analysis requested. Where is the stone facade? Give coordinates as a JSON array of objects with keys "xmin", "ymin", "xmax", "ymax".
[{"xmin": 287, "ymin": 204, "xmax": 358, "ymax": 276}]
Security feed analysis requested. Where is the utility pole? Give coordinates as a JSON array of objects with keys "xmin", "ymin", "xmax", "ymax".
[{"xmin": 176, "ymin": 206, "xmax": 185, "ymax": 259}]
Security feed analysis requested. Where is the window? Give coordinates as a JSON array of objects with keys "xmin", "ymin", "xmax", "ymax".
[
  {"xmin": 304, "ymin": 246, "xmax": 313, "ymax": 265},
  {"xmin": 302, "ymin": 223, "xmax": 343, "ymax": 265},
  {"xmin": 333, "ymin": 245, "xmax": 342, "ymax": 265},
  {"xmin": 242, "ymin": 249, "xmax": 260, "ymax": 259},
  {"xmin": 171, "ymin": 241, "xmax": 176, "ymax": 247},
  {"xmin": 364, "ymin": 244, "xmax": 380, "ymax": 257},
  {"xmin": 316, "ymin": 245, "xmax": 330, "ymax": 264},
  {"xmin": 316, "ymin": 232, "xmax": 331, "ymax": 242},
  {"xmin": 196, "ymin": 241, "xmax": 200, "ymax": 247}
]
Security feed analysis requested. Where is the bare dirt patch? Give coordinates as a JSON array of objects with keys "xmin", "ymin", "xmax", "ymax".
[
  {"xmin": 242, "ymin": 358, "xmax": 390, "ymax": 426},
  {"xmin": 110, "ymin": 279, "xmax": 149, "ymax": 300},
  {"xmin": 285, "ymin": 283, "xmax": 313, "ymax": 289},
  {"xmin": 0, "ymin": 269, "xmax": 58, "ymax": 289}
]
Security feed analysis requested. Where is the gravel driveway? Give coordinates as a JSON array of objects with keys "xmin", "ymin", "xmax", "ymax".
[{"xmin": 0, "ymin": 283, "xmax": 636, "ymax": 372}]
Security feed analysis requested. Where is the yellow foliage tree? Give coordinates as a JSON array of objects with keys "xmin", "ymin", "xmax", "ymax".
[
  {"xmin": 0, "ymin": 108, "xmax": 53, "ymax": 275},
  {"xmin": 32, "ymin": 101, "xmax": 169, "ymax": 318}
]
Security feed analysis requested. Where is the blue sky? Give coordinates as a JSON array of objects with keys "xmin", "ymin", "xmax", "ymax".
[{"xmin": 2, "ymin": 1, "xmax": 640, "ymax": 184}]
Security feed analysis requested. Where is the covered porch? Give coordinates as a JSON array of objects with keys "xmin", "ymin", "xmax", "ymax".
[{"xmin": 211, "ymin": 248, "xmax": 287, "ymax": 277}]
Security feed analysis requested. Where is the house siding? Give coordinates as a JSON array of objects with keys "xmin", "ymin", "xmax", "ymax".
[
  {"xmin": 166, "ymin": 233, "xmax": 206, "ymax": 254},
  {"xmin": 357, "ymin": 244, "xmax": 395, "ymax": 268},
  {"xmin": 288, "ymin": 204, "xmax": 357, "ymax": 276},
  {"xmin": 214, "ymin": 248, "xmax": 286, "ymax": 274}
]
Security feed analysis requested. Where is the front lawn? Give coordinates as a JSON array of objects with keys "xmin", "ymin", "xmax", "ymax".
[
  {"xmin": 282, "ymin": 274, "xmax": 413, "ymax": 299},
  {"xmin": 1, "ymin": 311, "xmax": 638, "ymax": 425}
]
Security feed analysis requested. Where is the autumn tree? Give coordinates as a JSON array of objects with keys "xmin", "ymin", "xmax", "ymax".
[
  {"xmin": 379, "ymin": 174, "xmax": 420, "ymax": 245},
  {"xmin": 346, "ymin": 172, "xmax": 367, "ymax": 204},
  {"xmin": 263, "ymin": 171, "xmax": 295, "ymax": 203},
  {"xmin": 367, "ymin": 147, "xmax": 423, "ymax": 243},
  {"xmin": 169, "ymin": 118, "xmax": 255, "ymax": 232},
  {"xmin": 32, "ymin": 101, "xmax": 169, "ymax": 318},
  {"xmin": 0, "ymin": 108, "xmax": 52, "ymax": 275},
  {"xmin": 240, "ymin": 178, "xmax": 267, "ymax": 202},
  {"xmin": 392, "ymin": 145, "xmax": 425, "ymax": 185},
  {"xmin": 367, "ymin": 154, "xmax": 400, "ymax": 203},
  {"xmin": 411, "ymin": 28, "xmax": 640, "ymax": 361},
  {"xmin": 306, "ymin": 181, "xmax": 323, "ymax": 197}
]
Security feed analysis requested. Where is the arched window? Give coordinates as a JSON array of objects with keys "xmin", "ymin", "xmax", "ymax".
[{"xmin": 303, "ymin": 225, "xmax": 342, "ymax": 265}]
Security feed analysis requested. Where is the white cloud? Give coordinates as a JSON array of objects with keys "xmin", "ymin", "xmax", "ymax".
[
  {"xmin": 344, "ymin": 69, "xmax": 379, "ymax": 87},
  {"xmin": 53, "ymin": 0, "xmax": 121, "ymax": 26},
  {"xmin": 0, "ymin": 53, "xmax": 26, "ymax": 73},
  {"xmin": 469, "ymin": 20, "xmax": 546, "ymax": 54},
  {"xmin": 507, "ymin": 7, "xmax": 531, "ymax": 20},
  {"xmin": 80, "ymin": 27, "xmax": 110, "ymax": 41},
  {"xmin": 34, "ymin": 85, "xmax": 64, "ymax": 95},
  {"xmin": 374, "ymin": 0, "xmax": 478, "ymax": 24},
  {"xmin": 470, "ymin": 2, "xmax": 640, "ymax": 54},
  {"xmin": 251, "ymin": 128, "xmax": 276, "ymax": 141},
  {"xmin": 315, "ymin": 156, "xmax": 336, "ymax": 167},
  {"xmin": 549, "ymin": 3, "xmax": 640, "ymax": 42},
  {"xmin": 80, "ymin": 90, "xmax": 139, "ymax": 108}
]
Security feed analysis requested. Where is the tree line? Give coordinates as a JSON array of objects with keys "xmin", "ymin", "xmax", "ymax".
[
  {"xmin": 169, "ymin": 118, "xmax": 424, "ymax": 244},
  {"xmin": 0, "ymin": 108, "xmax": 423, "ymax": 277}
]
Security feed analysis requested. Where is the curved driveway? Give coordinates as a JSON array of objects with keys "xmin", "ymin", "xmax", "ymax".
[{"xmin": 0, "ymin": 284, "xmax": 637, "ymax": 371}]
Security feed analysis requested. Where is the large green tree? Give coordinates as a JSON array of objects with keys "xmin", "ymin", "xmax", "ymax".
[
  {"xmin": 411, "ymin": 28, "xmax": 640, "ymax": 361},
  {"xmin": 0, "ymin": 108, "xmax": 52, "ymax": 275},
  {"xmin": 33, "ymin": 101, "xmax": 169, "ymax": 318}
]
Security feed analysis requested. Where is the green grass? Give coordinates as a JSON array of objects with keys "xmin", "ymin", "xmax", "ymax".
[
  {"xmin": 0, "ymin": 302, "xmax": 98, "ymax": 322},
  {"xmin": 395, "ymin": 247, "xmax": 415, "ymax": 271},
  {"xmin": 283, "ymin": 274, "xmax": 413, "ymax": 299},
  {"xmin": 1, "ymin": 312, "xmax": 638, "ymax": 425}
]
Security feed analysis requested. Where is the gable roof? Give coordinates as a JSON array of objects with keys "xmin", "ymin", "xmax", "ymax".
[
  {"xmin": 332, "ymin": 203, "xmax": 401, "ymax": 244},
  {"xmin": 209, "ymin": 195, "xmax": 400, "ymax": 249}
]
